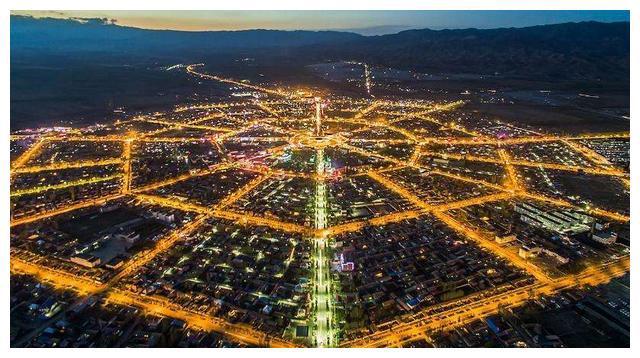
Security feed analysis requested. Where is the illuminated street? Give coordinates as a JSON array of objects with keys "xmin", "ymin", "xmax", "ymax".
[{"xmin": 311, "ymin": 129, "xmax": 336, "ymax": 346}]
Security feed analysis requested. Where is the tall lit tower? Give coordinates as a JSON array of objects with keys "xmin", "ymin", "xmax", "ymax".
[{"xmin": 314, "ymin": 97, "xmax": 323, "ymax": 137}]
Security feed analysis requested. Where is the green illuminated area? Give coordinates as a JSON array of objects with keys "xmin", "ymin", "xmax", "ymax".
[{"xmin": 311, "ymin": 146, "xmax": 336, "ymax": 347}]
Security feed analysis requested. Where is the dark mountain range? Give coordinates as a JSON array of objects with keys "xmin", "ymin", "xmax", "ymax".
[
  {"xmin": 309, "ymin": 21, "xmax": 630, "ymax": 81},
  {"xmin": 11, "ymin": 15, "xmax": 629, "ymax": 81},
  {"xmin": 10, "ymin": 15, "xmax": 361, "ymax": 60}
]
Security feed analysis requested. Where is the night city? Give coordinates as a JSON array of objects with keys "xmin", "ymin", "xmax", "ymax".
[{"xmin": 5, "ymin": 3, "xmax": 635, "ymax": 351}]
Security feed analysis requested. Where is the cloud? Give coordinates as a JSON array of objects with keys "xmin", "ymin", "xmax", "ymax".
[{"xmin": 69, "ymin": 17, "xmax": 118, "ymax": 25}]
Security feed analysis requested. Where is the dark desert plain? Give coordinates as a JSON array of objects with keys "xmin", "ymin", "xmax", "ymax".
[{"xmin": 11, "ymin": 16, "xmax": 629, "ymax": 134}]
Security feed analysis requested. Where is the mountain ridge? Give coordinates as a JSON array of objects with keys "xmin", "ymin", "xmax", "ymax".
[{"xmin": 11, "ymin": 15, "xmax": 629, "ymax": 81}]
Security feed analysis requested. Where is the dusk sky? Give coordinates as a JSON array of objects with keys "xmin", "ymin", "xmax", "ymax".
[{"xmin": 12, "ymin": 10, "xmax": 630, "ymax": 35}]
